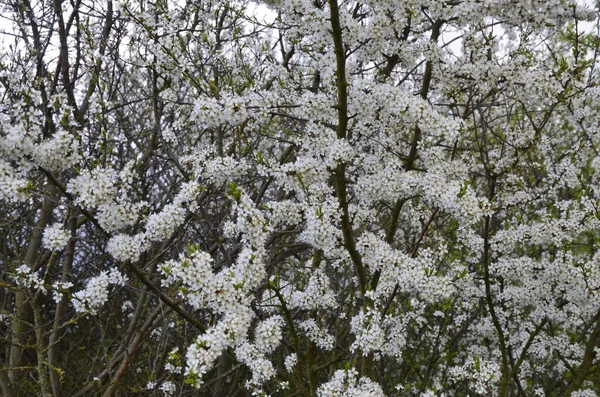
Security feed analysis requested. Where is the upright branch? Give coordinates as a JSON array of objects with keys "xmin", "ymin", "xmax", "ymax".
[{"xmin": 328, "ymin": 0, "xmax": 367, "ymax": 296}]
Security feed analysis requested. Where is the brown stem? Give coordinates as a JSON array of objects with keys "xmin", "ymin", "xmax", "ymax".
[
  {"xmin": 9, "ymin": 182, "xmax": 57, "ymax": 384},
  {"xmin": 101, "ymin": 306, "xmax": 168, "ymax": 397},
  {"xmin": 566, "ymin": 309, "xmax": 600, "ymax": 394},
  {"xmin": 328, "ymin": 0, "xmax": 368, "ymax": 297},
  {"xmin": 48, "ymin": 215, "xmax": 78, "ymax": 397},
  {"xmin": 482, "ymin": 179, "xmax": 512, "ymax": 396}
]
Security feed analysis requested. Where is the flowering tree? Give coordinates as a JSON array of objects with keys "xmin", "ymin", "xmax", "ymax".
[{"xmin": 1, "ymin": 0, "xmax": 600, "ymax": 395}]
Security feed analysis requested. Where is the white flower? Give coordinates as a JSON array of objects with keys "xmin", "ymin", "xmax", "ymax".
[
  {"xmin": 42, "ymin": 223, "xmax": 70, "ymax": 251},
  {"xmin": 448, "ymin": 357, "xmax": 500, "ymax": 395},
  {"xmin": 290, "ymin": 268, "xmax": 337, "ymax": 310},
  {"xmin": 235, "ymin": 342, "xmax": 276, "ymax": 389},
  {"xmin": 254, "ymin": 316, "xmax": 283, "ymax": 354},
  {"xmin": 106, "ymin": 233, "xmax": 148, "ymax": 262},
  {"xmin": 299, "ymin": 319, "xmax": 335, "ymax": 350},
  {"xmin": 160, "ymin": 381, "xmax": 176, "ymax": 396},
  {"xmin": 317, "ymin": 368, "xmax": 385, "ymax": 397},
  {"xmin": 571, "ymin": 390, "xmax": 598, "ymax": 397},
  {"xmin": 350, "ymin": 309, "xmax": 385, "ymax": 356},
  {"xmin": 67, "ymin": 167, "xmax": 119, "ymax": 207},
  {"xmin": 0, "ymin": 159, "xmax": 29, "ymax": 202},
  {"xmin": 51, "ymin": 281, "xmax": 73, "ymax": 303},
  {"xmin": 14, "ymin": 265, "xmax": 46, "ymax": 292},
  {"xmin": 72, "ymin": 268, "xmax": 127, "ymax": 314},
  {"xmin": 284, "ymin": 353, "xmax": 297, "ymax": 372}
]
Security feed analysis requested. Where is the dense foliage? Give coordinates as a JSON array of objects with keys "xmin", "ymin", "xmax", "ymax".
[{"xmin": 1, "ymin": 0, "xmax": 600, "ymax": 396}]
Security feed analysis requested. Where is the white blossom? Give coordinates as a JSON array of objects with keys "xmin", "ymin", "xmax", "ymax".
[
  {"xmin": 42, "ymin": 223, "xmax": 70, "ymax": 251},
  {"xmin": 284, "ymin": 353, "xmax": 297, "ymax": 373},
  {"xmin": 160, "ymin": 381, "xmax": 177, "ymax": 396},
  {"xmin": 317, "ymin": 368, "xmax": 385, "ymax": 397},
  {"xmin": 72, "ymin": 268, "xmax": 127, "ymax": 314}
]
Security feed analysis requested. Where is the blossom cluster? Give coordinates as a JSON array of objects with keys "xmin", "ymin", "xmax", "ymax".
[
  {"xmin": 42, "ymin": 223, "xmax": 71, "ymax": 251},
  {"xmin": 317, "ymin": 368, "xmax": 385, "ymax": 397},
  {"xmin": 72, "ymin": 268, "xmax": 128, "ymax": 314}
]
